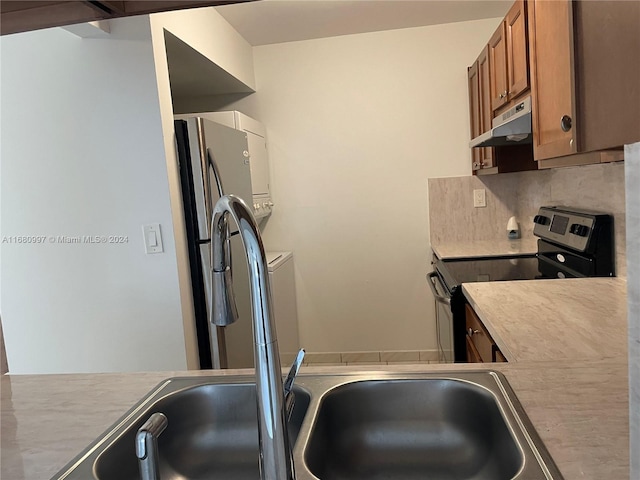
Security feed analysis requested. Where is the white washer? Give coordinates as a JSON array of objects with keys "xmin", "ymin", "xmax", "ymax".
[{"xmin": 266, "ymin": 251, "xmax": 300, "ymax": 357}]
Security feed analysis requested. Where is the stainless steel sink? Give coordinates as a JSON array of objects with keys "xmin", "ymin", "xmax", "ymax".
[
  {"xmin": 52, "ymin": 371, "xmax": 562, "ymax": 480},
  {"xmin": 53, "ymin": 378, "xmax": 310, "ymax": 480},
  {"xmin": 305, "ymin": 379, "xmax": 523, "ymax": 479}
]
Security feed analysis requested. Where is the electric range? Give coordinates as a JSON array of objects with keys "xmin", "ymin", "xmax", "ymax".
[{"xmin": 428, "ymin": 206, "xmax": 615, "ymax": 362}]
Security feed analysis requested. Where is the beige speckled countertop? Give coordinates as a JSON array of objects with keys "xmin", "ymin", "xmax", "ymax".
[
  {"xmin": 431, "ymin": 237, "xmax": 538, "ymax": 260},
  {"xmin": 462, "ymin": 277, "xmax": 628, "ymax": 362}
]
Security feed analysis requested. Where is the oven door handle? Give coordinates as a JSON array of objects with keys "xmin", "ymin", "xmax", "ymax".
[{"xmin": 427, "ymin": 271, "xmax": 451, "ymax": 305}]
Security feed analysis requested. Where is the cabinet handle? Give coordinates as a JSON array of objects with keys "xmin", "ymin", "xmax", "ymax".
[
  {"xmin": 467, "ymin": 328, "xmax": 480, "ymax": 336},
  {"xmin": 560, "ymin": 115, "xmax": 573, "ymax": 132},
  {"xmin": 499, "ymin": 90, "xmax": 508, "ymax": 99}
]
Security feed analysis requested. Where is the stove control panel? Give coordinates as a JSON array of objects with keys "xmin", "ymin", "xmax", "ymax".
[{"xmin": 533, "ymin": 206, "xmax": 608, "ymax": 253}]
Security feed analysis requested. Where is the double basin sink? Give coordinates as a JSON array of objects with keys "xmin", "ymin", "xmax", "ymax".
[{"xmin": 53, "ymin": 371, "xmax": 562, "ymax": 479}]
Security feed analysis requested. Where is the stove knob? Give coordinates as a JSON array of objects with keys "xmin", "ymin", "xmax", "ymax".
[
  {"xmin": 570, "ymin": 224, "xmax": 590, "ymax": 237},
  {"xmin": 534, "ymin": 215, "xmax": 550, "ymax": 226}
]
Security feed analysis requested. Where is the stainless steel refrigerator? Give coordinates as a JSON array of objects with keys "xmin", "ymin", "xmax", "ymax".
[{"xmin": 175, "ymin": 117, "xmax": 255, "ymax": 369}]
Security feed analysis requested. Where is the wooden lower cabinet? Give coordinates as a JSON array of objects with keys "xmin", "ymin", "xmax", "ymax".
[
  {"xmin": 465, "ymin": 303, "xmax": 507, "ymax": 363},
  {"xmin": 494, "ymin": 348, "xmax": 507, "ymax": 363},
  {"xmin": 465, "ymin": 335, "xmax": 482, "ymax": 363}
]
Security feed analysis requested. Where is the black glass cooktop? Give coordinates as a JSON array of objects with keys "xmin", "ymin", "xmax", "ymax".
[{"xmin": 439, "ymin": 255, "xmax": 542, "ymax": 290}]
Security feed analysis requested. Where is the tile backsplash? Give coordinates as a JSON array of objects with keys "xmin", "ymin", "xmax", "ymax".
[{"xmin": 428, "ymin": 161, "xmax": 626, "ymax": 276}]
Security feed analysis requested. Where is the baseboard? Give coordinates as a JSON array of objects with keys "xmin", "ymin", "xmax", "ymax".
[{"xmin": 281, "ymin": 349, "xmax": 440, "ymax": 366}]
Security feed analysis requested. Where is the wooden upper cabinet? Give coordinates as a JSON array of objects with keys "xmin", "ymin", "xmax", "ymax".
[
  {"xmin": 477, "ymin": 46, "xmax": 494, "ymax": 169},
  {"xmin": 528, "ymin": 0, "xmax": 640, "ymax": 164},
  {"xmin": 489, "ymin": 22, "xmax": 508, "ymax": 111},
  {"xmin": 468, "ymin": 40, "xmax": 534, "ymax": 175},
  {"xmin": 468, "ymin": 62, "xmax": 482, "ymax": 171},
  {"xmin": 489, "ymin": 0, "xmax": 529, "ymax": 113},
  {"xmin": 528, "ymin": 0, "xmax": 577, "ymax": 160},
  {"xmin": 506, "ymin": 0, "xmax": 529, "ymax": 100}
]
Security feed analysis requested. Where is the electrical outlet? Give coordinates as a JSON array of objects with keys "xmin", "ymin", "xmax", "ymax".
[{"xmin": 473, "ymin": 189, "xmax": 486, "ymax": 208}]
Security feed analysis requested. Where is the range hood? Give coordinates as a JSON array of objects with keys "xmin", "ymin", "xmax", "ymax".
[{"xmin": 470, "ymin": 96, "xmax": 532, "ymax": 148}]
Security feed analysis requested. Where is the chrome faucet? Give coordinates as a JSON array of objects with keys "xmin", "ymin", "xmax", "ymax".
[{"xmin": 210, "ymin": 194, "xmax": 295, "ymax": 480}]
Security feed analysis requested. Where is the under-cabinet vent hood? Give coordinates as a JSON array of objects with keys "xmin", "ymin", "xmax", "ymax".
[{"xmin": 470, "ymin": 96, "xmax": 532, "ymax": 148}]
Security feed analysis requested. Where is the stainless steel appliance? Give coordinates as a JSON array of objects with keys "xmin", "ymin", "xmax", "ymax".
[
  {"xmin": 176, "ymin": 111, "xmax": 273, "ymax": 220},
  {"xmin": 469, "ymin": 96, "xmax": 532, "ymax": 148},
  {"xmin": 429, "ymin": 206, "xmax": 614, "ymax": 362},
  {"xmin": 175, "ymin": 117, "xmax": 255, "ymax": 369}
]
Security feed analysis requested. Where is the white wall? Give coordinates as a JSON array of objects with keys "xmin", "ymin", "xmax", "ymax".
[
  {"xmin": 231, "ymin": 18, "xmax": 502, "ymax": 353},
  {"xmin": 0, "ymin": 17, "xmax": 188, "ymax": 374},
  {"xmin": 148, "ymin": 8, "xmax": 256, "ymax": 369}
]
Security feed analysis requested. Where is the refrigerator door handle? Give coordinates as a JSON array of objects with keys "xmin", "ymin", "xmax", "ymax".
[{"xmin": 207, "ymin": 148, "xmax": 226, "ymax": 198}]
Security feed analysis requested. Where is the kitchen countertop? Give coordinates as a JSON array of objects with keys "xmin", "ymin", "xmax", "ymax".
[
  {"xmin": 1, "ymin": 278, "xmax": 631, "ymax": 480},
  {"xmin": 462, "ymin": 277, "xmax": 628, "ymax": 362},
  {"xmin": 432, "ymin": 237, "xmax": 538, "ymax": 260},
  {"xmin": 1, "ymin": 360, "xmax": 629, "ymax": 480}
]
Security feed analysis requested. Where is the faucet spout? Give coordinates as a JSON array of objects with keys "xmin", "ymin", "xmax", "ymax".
[{"xmin": 210, "ymin": 194, "xmax": 295, "ymax": 480}]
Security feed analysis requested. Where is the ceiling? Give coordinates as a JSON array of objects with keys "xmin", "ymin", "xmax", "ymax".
[{"xmin": 215, "ymin": 0, "xmax": 511, "ymax": 46}]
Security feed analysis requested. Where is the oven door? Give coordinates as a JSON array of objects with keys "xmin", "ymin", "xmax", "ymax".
[{"xmin": 427, "ymin": 271, "xmax": 453, "ymax": 363}]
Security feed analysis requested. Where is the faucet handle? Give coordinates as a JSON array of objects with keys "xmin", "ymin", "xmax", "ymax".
[
  {"xmin": 283, "ymin": 349, "xmax": 305, "ymax": 396},
  {"xmin": 136, "ymin": 412, "xmax": 168, "ymax": 480},
  {"xmin": 283, "ymin": 349, "xmax": 305, "ymax": 422}
]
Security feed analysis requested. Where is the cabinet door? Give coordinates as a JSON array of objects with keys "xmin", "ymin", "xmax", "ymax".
[
  {"xmin": 489, "ymin": 22, "xmax": 508, "ymax": 111},
  {"xmin": 477, "ymin": 46, "xmax": 494, "ymax": 169},
  {"xmin": 493, "ymin": 347, "xmax": 508, "ymax": 363},
  {"xmin": 468, "ymin": 62, "xmax": 482, "ymax": 171},
  {"xmin": 506, "ymin": 0, "xmax": 529, "ymax": 100},
  {"xmin": 528, "ymin": 0, "xmax": 577, "ymax": 160},
  {"xmin": 466, "ymin": 336, "xmax": 482, "ymax": 363},
  {"xmin": 465, "ymin": 304, "xmax": 494, "ymax": 362}
]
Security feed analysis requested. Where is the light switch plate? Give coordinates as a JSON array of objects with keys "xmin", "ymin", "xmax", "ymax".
[
  {"xmin": 473, "ymin": 189, "xmax": 486, "ymax": 208},
  {"xmin": 142, "ymin": 224, "xmax": 163, "ymax": 254}
]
